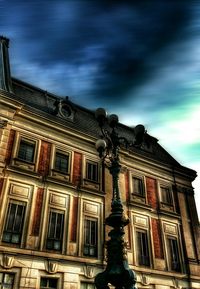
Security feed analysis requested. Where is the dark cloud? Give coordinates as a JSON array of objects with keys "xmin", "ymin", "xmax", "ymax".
[{"xmin": 1, "ymin": 0, "xmax": 194, "ymax": 102}]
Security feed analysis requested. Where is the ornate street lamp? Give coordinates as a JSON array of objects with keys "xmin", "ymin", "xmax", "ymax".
[{"xmin": 94, "ymin": 108, "xmax": 145, "ymax": 289}]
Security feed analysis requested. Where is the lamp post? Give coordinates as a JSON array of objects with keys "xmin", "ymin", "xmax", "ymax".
[{"xmin": 94, "ymin": 108, "xmax": 145, "ymax": 289}]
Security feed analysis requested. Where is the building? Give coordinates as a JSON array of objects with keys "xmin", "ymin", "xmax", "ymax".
[{"xmin": 0, "ymin": 36, "xmax": 199, "ymax": 289}]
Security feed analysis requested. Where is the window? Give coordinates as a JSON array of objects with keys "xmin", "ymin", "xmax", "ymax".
[
  {"xmin": 46, "ymin": 210, "xmax": 64, "ymax": 251},
  {"xmin": 86, "ymin": 161, "xmax": 98, "ymax": 182},
  {"xmin": 136, "ymin": 230, "xmax": 150, "ymax": 266},
  {"xmin": 84, "ymin": 218, "xmax": 98, "ymax": 257},
  {"xmin": 54, "ymin": 152, "xmax": 69, "ymax": 173},
  {"xmin": 81, "ymin": 282, "xmax": 95, "ymax": 289},
  {"xmin": 40, "ymin": 277, "xmax": 58, "ymax": 289},
  {"xmin": 17, "ymin": 138, "xmax": 35, "ymax": 162},
  {"xmin": 161, "ymin": 186, "xmax": 173, "ymax": 205},
  {"xmin": 132, "ymin": 177, "xmax": 144, "ymax": 196},
  {"xmin": 167, "ymin": 237, "xmax": 181, "ymax": 272},
  {"xmin": 2, "ymin": 201, "xmax": 26, "ymax": 244},
  {"xmin": 0, "ymin": 273, "xmax": 15, "ymax": 289}
]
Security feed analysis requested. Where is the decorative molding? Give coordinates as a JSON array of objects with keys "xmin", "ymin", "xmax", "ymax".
[
  {"xmin": 141, "ymin": 273, "xmax": 150, "ymax": 286},
  {"xmin": 46, "ymin": 260, "xmax": 58, "ymax": 274},
  {"xmin": 83, "ymin": 265, "xmax": 95, "ymax": 279},
  {"xmin": 1, "ymin": 254, "xmax": 15, "ymax": 269},
  {"xmin": 172, "ymin": 277, "xmax": 182, "ymax": 289},
  {"xmin": 133, "ymin": 215, "xmax": 148, "ymax": 227},
  {"xmin": 10, "ymin": 183, "xmax": 30, "ymax": 199},
  {"xmin": 83, "ymin": 202, "xmax": 98, "ymax": 215},
  {"xmin": 53, "ymin": 98, "xmax": 75, "ymax": 121},
  {"xmin": 164, "ymin": 223, "xmax": 177, "ymax": 235},
  {"xmin": 49, "ymin": 192, "xmax": 67, "ymax": 207},
  {"xmin": 176, "ymin": 185, "xmax": 194, "ymax": 195}
]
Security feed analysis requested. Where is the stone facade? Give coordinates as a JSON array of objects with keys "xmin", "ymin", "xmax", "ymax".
[{"xmin": 0, "ymin": 37, "xmax": 199, "ymax": 289}]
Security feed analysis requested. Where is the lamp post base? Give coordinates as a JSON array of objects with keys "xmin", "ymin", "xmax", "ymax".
[{"xmin": 95, "ymin": 207, "xmax": 137, "ymax": 289}]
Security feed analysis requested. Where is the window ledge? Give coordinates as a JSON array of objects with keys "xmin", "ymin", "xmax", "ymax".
[
  {"xmin": 160, "ymin": 202, "xmax": 174, "ymax": 212},
  {"xmin": 84, "ymin": 178, "xmax": 99, "ymax": 184},
  {"xmin": 12, "ymin": 158, "xmax": 36, "ymax": 172},
  {"xmin": 51, "ymin": 170, "xmax": 70, "ymax": 182},
  {"xmin": 14, "ymin": 157, "xmax": 35, "ymax": 165},
  {"xmin": 83, "ymin": 179, "xmax": 100, "ymax": 191}
]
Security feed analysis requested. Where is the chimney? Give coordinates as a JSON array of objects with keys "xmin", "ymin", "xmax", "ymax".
[{"xmin": 0, "ymin": 36, "xmax": 13, "ymax": 92}]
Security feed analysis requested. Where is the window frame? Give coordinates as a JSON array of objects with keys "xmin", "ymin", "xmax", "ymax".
[
  {"xmin": 132, "ymin": 176, "xmax": 145, "ymax": 197},
  {"xmin": 0, "ymin": 272, "xmax": 15, "ymax": 289},
  {"xmin": 130, "ymin": 173, "xmax": 146, "ymax": 204},
  {"xmin": 17, "ymin": 137, "xmax": 36, "ymax": 163},
  {"xmin": 135, "ymin": 229, "xmax": 151, "ymax": 267},
  {"xmin": 2, "ymin": 200, "xmax": 26, "ymax": 245},
  {"xmin": 53, "ymin": 150, "xmax": 70, "ymax": 174},
  {"xmin": 86, "ymin": 160, "xmax": 99, "ymax": 183},
  {"xmin": 167, "ymin": 236, "xmax": 181, "ymax": 272},
  {"xmin": 83, "ymin": 217, "xmax": 98, "ymax": 258},
  {"xmin": 40, "ymin": 277, "xmax": 58, "ymax": 289},
  {"xmin": 46, "ymin": 209, "xmax": 65, "ymax": 252},
  {"xmin": 160, "ymin": 185, "xmax": 173, "ymax": 205}
]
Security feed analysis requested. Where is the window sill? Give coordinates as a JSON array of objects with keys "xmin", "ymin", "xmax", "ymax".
[
  {"xmin": 83, "ymin": 179, "xmax": 100, "ymax": 191},
  {"xmin": 12, "ymin": 158, "xmax": 36, "ymax": 171},
  {"xmin": 131, "ymin": 194, "xmax": 146, "ymax": 204},
  {"xmin": 51, "ymin": 170, "xmax": 70, "ymax": 182},
  {"xmin": 160, "ymin": 202, "xmax": 175, "ymax": 212}
]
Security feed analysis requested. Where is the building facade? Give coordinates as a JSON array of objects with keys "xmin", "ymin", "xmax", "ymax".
[{"xmin": 0, "ymin": 37, "xmax": 199, "ymax": 289}]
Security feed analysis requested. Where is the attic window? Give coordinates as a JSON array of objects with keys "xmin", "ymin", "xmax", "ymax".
[
  {"xmin": 54, "ymin": 99, "xmax": 75, "ymax": 121},
  {"xmin": 60, "ymin": 104, "xmax": 72, "ymax": 118}
]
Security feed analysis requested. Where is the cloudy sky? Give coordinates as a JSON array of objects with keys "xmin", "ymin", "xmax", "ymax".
[{"xmin": 1, "ymin": 1, "xmax": 200, "ymax": 217}]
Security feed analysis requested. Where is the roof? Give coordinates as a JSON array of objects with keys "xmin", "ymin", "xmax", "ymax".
[{"xmin": 8, "ymin": 77, "xmax": 196, "ymax": 180}]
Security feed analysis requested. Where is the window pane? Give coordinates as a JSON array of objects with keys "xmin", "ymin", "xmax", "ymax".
[
  {"xmin": 0, "ymin": 273, "xmax": 14, "ymax": 288},
  {"xmin": 168, "ymin": 238, "xmax": 181, "ymax": 272},
  {"xmin": 49, "ymin": 278, "xmax": 57, "ymax": 287},
  {"xmin": 18, "ymin": 139, "xmax": 35, "ymax": 162},
  {"xmin": 41, "ymin": 278, "xmax": 47, "ymax": 287},
  {"xmin": 11, "ymin": 233, "xmax": 20, "ymax": 244},
  {"xmin": 84, "ymin": 219, "xmax": 90, "ymax": 244},
  {"xmin": 48, "ymin": 212, "xmax": 56, "ymax": 238},
  {"xmin": 47, "ymin": 210, "xmax": 64, "ymax": 251},
  {"xmin": 4, "ymin": 274, "xmax": 14, "ymax": 284},
  {"xmin": 84, "ymin": 219, "xmax": 97, "ymax": 257},
  {"xmin": 55, "ymin": 214, "xmax": 63, "ymax": 239},
  {"xmin": 137, "ymin": 231, "xmax": 150, "ymax": 266},
  {"xmin": 3, "ymin": 202, "xmax": 26, "ymax": 244},
  {"xmin": 55, "ymin": 152, "xmax": 69, "ymax": 173},
  {"xmin": 87, "ymin": 162, "xmax": 98, "ymax": 182},
  {"xmin": 133, "ymin": 177, "xmax": 143, "ymax": 195},
  {"xmin": 161, "ymin": 187, "xmax": 172, "ymax": 204},
  {"xmin": 40, "ymin": 277, "xmax": 57, "ymax": 289},
  {"xmin": 6, "ymin": 203, "xmax": 16, "ymax": 231},
  {"xmin": 14, "ymin": 205, "xmax": 25, "ymax": 231}
]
